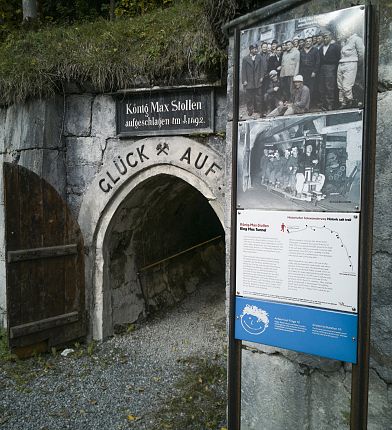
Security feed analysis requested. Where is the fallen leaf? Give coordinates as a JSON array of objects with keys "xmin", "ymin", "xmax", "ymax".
[{"xmin": 127, "ymin": 414, "xmax": 140, "ymax": 422}]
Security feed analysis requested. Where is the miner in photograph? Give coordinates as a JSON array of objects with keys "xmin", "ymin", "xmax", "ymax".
[
  {"xmin": 281, "ymin": 148, "xmax": 292, "ymax": 188},
  {"xmin": 267, "ymin": 75, "xmax": 309, "ymax": 116},
  {"xmin": 259, "ymin": 42, "xmax": 271, "ymax": 115},
  {"xmin": 241, "ymin": 44, "xmax": 266, "ymax": 117},
  {"xmin": 296, "ymin": 143, "xmax": 320, "ymax": 194},
  {"xmin": 319, "ymin": 30, "xmax": 341, "ymax": 110},
  {"xmin": 259, "ymin": 148, "xmax": 270, "ymax": 184},
  {"xmin": 269, "ymin": 150, "xmax": 284, "ymax": 186},
  {"xmin": 280, "ymin": 40, "xmax": 300, "ymax": 102},
  {"xmin": 287, "ymin": 146, "xmax": 299, "ymax": 193},
  {"xmin": 260, "ymin": 41, "xmax": 270, "ymax": 67},
  {"xmin": 337, "ymin": 30, "xmax": 364, "ymax": 108},
  {"xmin": 264, "ymin": 70, "xmax": 282, "ymax": 112},
  {"xmin": 301, "ymin": 143, "xmax": 319, "ymax": 172},
  {"xmin": 299, "ymin": 36, "xmax": 320, "ymax": 106},
  {"xmin": 285, "ymin": 75, "xmax": 310, "ymax": 115},
  {"xmin": 268, "ymin": 39, "xmax": 281, "ymax": 75},
  {"xmin": 316, "ymin": 32, "xmax": 324, "ymax": 49}
]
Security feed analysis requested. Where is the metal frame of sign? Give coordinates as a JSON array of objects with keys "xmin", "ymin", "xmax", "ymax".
[
  {"xmin": 115, "ymin": 85, "xmax": 215, "ymax": 137},
  {"xmin": 351, "ymin": 5, "xmax": 378, "ymax": 429},
  {"xmin": 227, "ymin": 3, "xmax": 378, "ymax": 430}
]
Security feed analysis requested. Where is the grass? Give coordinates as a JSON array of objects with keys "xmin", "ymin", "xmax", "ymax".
[
  {"xmin": 0, "ymin": 0, "xmax": 225, "ymax": 105},
  {"xmin": 150, "ymin": 355, "xmax": 227, "ymax": 430},
  {"xmin": 0, "ymin": 329, "xmax": 63, "ymax": 391},
  {"xmin": 0, "ymin": 327, "xmax": 13, "ymax": 361},
  {"xmin": 0, "ymin": 332, "xmax": 100, "ymax": 391}
]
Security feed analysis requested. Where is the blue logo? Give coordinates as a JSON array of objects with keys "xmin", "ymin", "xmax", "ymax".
[{"xmin": 240, "ymin": 304, "xmax": 269, "ymax": 335}]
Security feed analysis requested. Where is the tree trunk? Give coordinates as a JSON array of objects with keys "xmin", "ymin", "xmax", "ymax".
[
  {"xmin": 22, "ymin": 0, "xmax": 38, "ymax": 21},
  {"xmin": 110, "ymin": 0, "xmax": 115, "ymax": 21}
]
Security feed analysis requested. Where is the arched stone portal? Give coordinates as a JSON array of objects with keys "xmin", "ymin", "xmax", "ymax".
[{"xmin": 78, "ymin": 137, "xmax": 225, "ymax": 339}]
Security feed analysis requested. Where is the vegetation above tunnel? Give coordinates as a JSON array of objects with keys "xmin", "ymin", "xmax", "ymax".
[
  {"xmin": 0, "ymin": 0, "xmax": 277, "ymax": 105},
  {"xmin": 0, "ymin": 1, "xmax": 228, "ymax": 105}
]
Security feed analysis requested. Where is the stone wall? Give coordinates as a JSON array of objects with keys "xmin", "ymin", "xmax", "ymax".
[
  {"xmin": 64, "ymin": 90, "xmax": 227, "ymax": 337},
  {"xmin": 64, "ymin": 89, "xmax": 227, "ymax": 217},
  {"xmin": 0, "ymin": 86, "xmax": 227, "ymax": 337},
  {"xmin": 226, "ymin": 1, "xmax": 392, "ymax": 429}
]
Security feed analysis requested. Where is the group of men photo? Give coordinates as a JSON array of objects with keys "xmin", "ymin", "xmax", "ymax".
[
  {"xmin": 241, "ymin": 28, "xmax": 364, "ymax": 118},
  {"xmin": 259, "ymin": 143, "xmax": 325, "ymax": 199}
]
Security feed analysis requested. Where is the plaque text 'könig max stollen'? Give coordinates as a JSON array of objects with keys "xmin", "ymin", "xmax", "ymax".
[{"xmin": 116, "ymin": 87, "xmax": 214, "ymax": 137}]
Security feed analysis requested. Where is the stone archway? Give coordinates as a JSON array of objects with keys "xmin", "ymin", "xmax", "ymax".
[{"xmin": 78, "ymin": 137, "xmax": 225, "ymax": 339}]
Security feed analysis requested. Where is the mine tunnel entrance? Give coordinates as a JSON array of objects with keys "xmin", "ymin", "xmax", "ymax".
[{"xmin": 104, "ymin": 173, "xmax": 225, "ymax": 334}]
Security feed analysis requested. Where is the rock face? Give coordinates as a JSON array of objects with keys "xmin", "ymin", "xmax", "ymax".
[
  {"xmin": 0, "ymin": 88, "xmax": 227, "ymax": 340},
  {"xmin": 226, "ymin": 1, "xmax": 392, "ymax": 429}
]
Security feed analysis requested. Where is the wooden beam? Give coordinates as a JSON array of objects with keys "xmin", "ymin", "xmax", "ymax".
[
  {"xmin": 10, "ymin": 311, "xmax": 79, "ymax": 339},
  {"xmin": 7, "ymin": 244, "xmax": 77, "ymax": 263}
]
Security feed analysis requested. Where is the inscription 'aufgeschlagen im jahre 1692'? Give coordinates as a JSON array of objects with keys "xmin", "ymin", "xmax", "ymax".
[{"xmin": 116, "ymin": 87, "xmax": 214, "ymax": 137}]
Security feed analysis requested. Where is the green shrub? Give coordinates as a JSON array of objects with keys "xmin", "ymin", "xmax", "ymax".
[
  {"xmin": 0, "ymin": 0, "xmax": 225, "ymax": 105},
  {"xmin": 115, "ymin": 0, "xmax": 174, "ymax": 17}
]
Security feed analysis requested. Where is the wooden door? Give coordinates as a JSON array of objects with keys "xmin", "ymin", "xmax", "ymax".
[{"xmin": 3, "ymin": 162, "xmax": 86, "ymax": 356}]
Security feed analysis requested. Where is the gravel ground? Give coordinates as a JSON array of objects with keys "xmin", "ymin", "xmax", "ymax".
[{"xmin": 0, "ymin": 279, "xmax": 227, "ymax": 430}]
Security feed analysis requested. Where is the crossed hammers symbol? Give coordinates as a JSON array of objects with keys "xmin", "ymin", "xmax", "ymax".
[{"xmin": 156, "ymin": 142, "xmax": 169, "ymax": 155}]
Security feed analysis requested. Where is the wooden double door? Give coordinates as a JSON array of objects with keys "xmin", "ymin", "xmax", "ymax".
[{"xmin": 3, "ymin": 163, "xmax": 86, "ymax": 356}]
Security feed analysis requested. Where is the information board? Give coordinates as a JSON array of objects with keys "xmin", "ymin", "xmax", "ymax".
[
  {"xmin": 228, "ymin": 3, "xmax": 376, "ymax": 428},
  {"xmin": 236, "ymin": 210, "xmax": 360, "ymax": 312},
  {"xmin": 232, "ymin": 5, "xmax": 367, "ymax": 364},
  {"xmin": 235, "ymin": 296, "xmax": 358, "ymax": 362}
]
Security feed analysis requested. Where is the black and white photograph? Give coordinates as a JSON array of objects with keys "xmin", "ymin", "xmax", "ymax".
[
  {"xmin": 237, "ymin": 110, "xmax": 363, "ymax": 212},
  {"xmin": 239, "ymin": 6, "xmax": 365, "ymax": 119}
]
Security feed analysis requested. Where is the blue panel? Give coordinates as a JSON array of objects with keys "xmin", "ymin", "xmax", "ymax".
[{"xmin": 235, "ymin": 297, "xmax": 358, "ymax": 363}]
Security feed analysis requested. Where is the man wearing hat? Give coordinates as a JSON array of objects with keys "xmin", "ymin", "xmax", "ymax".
[
  {"xmin": 299, "ymin": 36, "xmax": 320, "ymax": 106},
  {"xmin": 280, "ymin": 40, "xmax": 300, "ymax": 102},
  {"xmin": 319, "ymin": 30, "xmax": 341, "ymax": 110},
  {"xmin": 268, "ymin": 75, "xmax": 310, "ymax": 116},
  {"xmin": 285, "ymin": 74, "xmax": 310, "ymax": 115},
  {"xmin": 268, "ymin": 39, "xmax": 282, "ymax": 75},
  {"xmin": 337, "ymin": 30, "xmax": 364, "ymax": 108},
  {"xmin": 241, "ymin": 44, "xmax": 266, "ymax": 117},
  {"xmin": 259, "ymin": 42, "xmax": 271, "ymax": 114},
  {"xmin": 264, "ymin": 70, "xmax": 283, "ymax": 113}
]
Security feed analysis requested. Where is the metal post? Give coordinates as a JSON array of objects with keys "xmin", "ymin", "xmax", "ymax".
[
  {"xmin": 350, "ymin": 4, "xmax": 378, "ymax": 430},
  {"xmin": 228, "ymin": 26, "xmax": 242, "ymax": 430}
]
